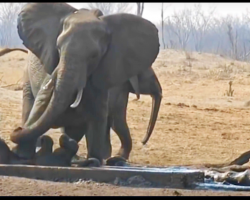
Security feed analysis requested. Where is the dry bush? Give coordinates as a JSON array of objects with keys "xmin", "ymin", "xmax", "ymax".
[
  {"xmin": 159, "ymin": 61, "xmax": 168, "ymax": 68},
  {"xmin": 224, "ymin": 80, "xmax": 234, "ymax": 97},
  {"xmin": 203, "ymin": 63, "xmax": 248, "ymax": 80}
]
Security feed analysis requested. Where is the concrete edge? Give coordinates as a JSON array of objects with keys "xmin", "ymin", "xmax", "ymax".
[{"xmin": 0, "ymin": 164, "xmax": 204, "ymax": 189}]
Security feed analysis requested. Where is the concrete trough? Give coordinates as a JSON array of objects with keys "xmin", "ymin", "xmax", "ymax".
[{"xmin": 0, "ymin": 165, "xmax": 204, "ymax": 189}]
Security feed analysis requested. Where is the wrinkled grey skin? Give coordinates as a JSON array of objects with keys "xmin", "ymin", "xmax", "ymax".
[{"xmin": 10, "ymin": 3, "xmax": 160, "ymax": 166}]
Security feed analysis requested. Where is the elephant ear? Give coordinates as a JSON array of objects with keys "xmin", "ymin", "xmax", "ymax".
[
  {"xmin": 91, "ymin": 13, "xmax": 160, "ymax": 90},
  {"xmin": 17, "ymin": 3, "xmax": 77, "ymax": 74}
]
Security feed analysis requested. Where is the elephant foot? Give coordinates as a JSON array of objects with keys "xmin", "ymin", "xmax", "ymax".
[
  {"xmin": 71, "ymin": 154, "xmax": 84, "ymax": 162},
  {"xmin": 106, "ymin": 156, "xmax": 128, "ymax": 166},
  {"xmin": 75, "ymin": 158, "xmax": 101, "ymax": 167},
  {"xmin": 12, "ymin": 143, "xmax": 36, "ymax": 160},
  {"xmin": 116, "ymin": 150, "xmax": 130, "ymax": 161}
]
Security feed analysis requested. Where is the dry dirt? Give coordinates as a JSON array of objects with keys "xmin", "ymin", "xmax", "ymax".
[{"xmin": 1, "ymin": 49, "xmax": 250, "ymax": 195}]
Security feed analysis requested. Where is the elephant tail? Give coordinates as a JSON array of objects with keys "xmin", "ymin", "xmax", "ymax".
[{"xmin": 0, "ymin": 47, "xmax": 28, "ymax": 57}]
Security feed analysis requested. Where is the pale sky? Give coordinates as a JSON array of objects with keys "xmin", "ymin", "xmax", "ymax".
[{"xmin": 68, "ymin": 3, "xmax": 250, "ymax": 24}]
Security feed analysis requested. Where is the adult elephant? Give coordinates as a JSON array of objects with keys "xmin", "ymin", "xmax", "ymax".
[
  {"xmin": 10, "ymin": 3, "xmax": 160, "ymax": 166},
  {"xmin": 0, "ymin": 47, "xmax": 162, "ymax": 162}
]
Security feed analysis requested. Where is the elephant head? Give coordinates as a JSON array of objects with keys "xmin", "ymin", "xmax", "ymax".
[{"xmin": 10, "ymin": 3, "xmax": 159, "ymax": 144}]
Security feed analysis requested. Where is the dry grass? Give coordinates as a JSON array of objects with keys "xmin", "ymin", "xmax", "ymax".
[{"xmin": 1, "ymin": 49, "xmax": 250, "ymax": 168}]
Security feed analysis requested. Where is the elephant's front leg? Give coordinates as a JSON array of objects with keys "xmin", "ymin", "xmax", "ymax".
[
  {"xmin": 85, "ymin": 113, "xmax": 107, "ymax": 166},
  {"xmin": 82, "ymin": 85, "xmax": 109, "ymax": 166}
]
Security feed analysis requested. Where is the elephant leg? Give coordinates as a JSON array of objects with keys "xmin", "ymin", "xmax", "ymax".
[
  {"xmin": 112, "ymin": 116, "xmax": 132, "ymax": 160},
  {"xmin": 102, "ymin": 116, "xmax": 112, "ymax": 159},
  {"xmin": 62, "ymin": 126, "xmax": 85, "ymax": 143},
  {"xmin": 22, "ymin": 66, "xmax": 34, "ymax": 126},
  {"xmin": 85, "ymin": 116, "xmax": 107, "ymax": 165},
  {"xmin": 83, "ymin": 85, "xmax": 109, "ymax": 166},
  {"xmin": 111, "ymin": 91, "xmax": 132, "ymax": 160},
  {"xmin": 105, "ymin": 114, "xmax": 131, "ymax": 167}
]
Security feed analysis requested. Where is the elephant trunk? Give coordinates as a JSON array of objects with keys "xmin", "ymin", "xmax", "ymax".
[
  {"xmin": 24, "ymin": 68, "xmax": 58, "ymax": 127},
  {"xmin": 10, "ymin": 58, "xmax": 85, "ymax": 144},
  {"xmin": 141, "ymin": 91, "xmax": 162, "ymax": 145}
]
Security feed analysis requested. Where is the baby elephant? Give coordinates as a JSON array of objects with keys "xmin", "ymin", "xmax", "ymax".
[
  {"xmin": 0, "ymin": 137, "xmax": 32, "ymax": 165},
  {"xmin": 34, "ymin": 134, "xmax": 79, "ymax": 167}
]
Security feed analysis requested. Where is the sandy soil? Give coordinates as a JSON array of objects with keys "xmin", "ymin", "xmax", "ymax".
[{"xmin": 1, "ymin": 49, "xmax": 250, "ymax": 195}]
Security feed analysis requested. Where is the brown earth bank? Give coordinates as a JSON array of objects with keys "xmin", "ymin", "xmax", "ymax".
[
  {"xmin": 1, "ymin": 176, "xmax": 250, "ymax": 196},
  {"xmin": 1, "ymin": 49, "xmax": 250, "ymax": 195}
]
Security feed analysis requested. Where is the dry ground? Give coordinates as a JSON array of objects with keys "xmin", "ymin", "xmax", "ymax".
[{"xmin": 1, "ymin": 49, "xmax": 250, "ymax": 195}]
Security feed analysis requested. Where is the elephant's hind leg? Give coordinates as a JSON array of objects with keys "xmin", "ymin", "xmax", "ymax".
[
  {"xmin": 110, "ymin": 90, "xmax": 132, "ymax": 160},
  {"xmin": 112, "ymin": 116, "xmax": 132, "ymax": 160}
]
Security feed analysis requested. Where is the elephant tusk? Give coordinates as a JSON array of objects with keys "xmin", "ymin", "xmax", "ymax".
[
  {"xmin": 42, "ymin": 79, "xmax": 53, "ymax": 90},
  {"xmin": 35, "ymin": 146, "xmax": 41, "ymax": 153},
  {"xmin": 70, "ymin": 89, "xmax": 83, "ymax": 108}
]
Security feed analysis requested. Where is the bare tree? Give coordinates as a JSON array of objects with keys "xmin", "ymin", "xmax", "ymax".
[
  {"xmin": 161, "ymin": 3, "xmax": 166, "ymax": 49},
  {"xmin": 227, "ymin": 23, "xmax": 239, "ymax": 60},
  {"xmin": 166, "ymin": 8, "xmax": 193, "ymax": 50},
  {"xmin": 136, "ymin": 3, "xmax": 144, "ymax": 17},
  {"xmin": 191, "ymin": 3, "xmax": 216, "ymax": 52},
  {"xmin": 237, "ymin": 10, "xmax": 250, "ymax": 61},
  {"xmin": 0, "ymin": 3, "xmax": 26, "ymax": 47},
  {"xmin": 88, "ymin": 3, "xmax": 132, "ymax": 15},
  {"xmin": 160, "ymin": 3, "xmax": 171, "ymax": 49}
]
